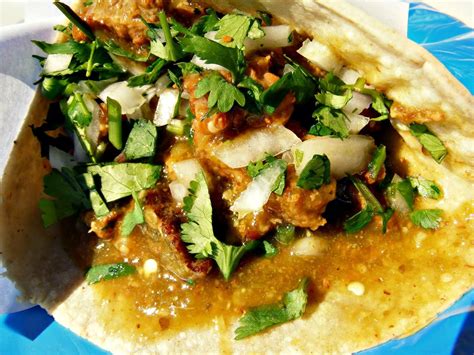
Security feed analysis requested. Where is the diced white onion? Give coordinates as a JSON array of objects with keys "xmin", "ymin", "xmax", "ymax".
[
  {"xmin": 169, "ymin": 159, "xmax": 202, "ymax": 204},
  {"xmin": 345, "ymin": 113, "xmax": 370, "ymax": 134},
  {"xmin": 169, "ymin": 181, "xmax": 189, "ymax": 204},
  {"xmin": 155, "ymin": 75, "xmax": 171, "ymax": 97},
  {"xmin": 191, "ymin": 55, "xmax": 227, "ymax": 72},
  {"xmin": 339, "ymin": 67, "xmax": 361, "ymax": 85},
  {"xmin": 290, "ymin": 237, "xmax": 327, "ymax": 257},
  {"xmin": 73, "ymin": 133, "xmax": 89, "ymax": 163},
  {"xmin": 297, "ymin": 39, "xmax": 343, "ymax": 72},
  {"xmin": 230, "ymin": 163, "xmax": 284, "ymax": 218},
  {"xmin": 386, "ymin": 174, "xmax": 410, "ymax": 213},
  {"xmin": 292, "ymin": 135, "xmax": 375, "ymax": 179},
  {"xmin": 153, "ymin": 88, "xmax": 180, "ymax": 126},
  {"xmin": 172, "ymin": 159, "xmax": 202, "ymax": 187},
  {"xmin": 343, "ymin": 92, "xmax": 372, "ymax": 115},
  {"xmin": 43, "ymin": 53, "xmax": 73, "ymax": 74},
  {"xmin": 48, "ymin": 146, "xmax": 76, "ymax": 170},
  {"xmin": 244, "ymin": 25, "xmax": 293, "ymax": 53},
  {"xmin": 214, "ymin": 125, "xmax": 301, "ymax": 169},
  {"xmin": 83, "ymin": 94, "xmax": 101, "ymax": 150},
  {"xmin": 98, "ymin": 81, "xmax": 149, "ymax": 115}
]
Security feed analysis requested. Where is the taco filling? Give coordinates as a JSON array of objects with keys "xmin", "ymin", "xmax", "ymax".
[{"xmin": 1, "ymin": 0, "xmax": 473, "ymax": 352}]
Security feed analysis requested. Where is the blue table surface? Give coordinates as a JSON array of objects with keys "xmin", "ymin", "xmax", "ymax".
[{"xmin": 1, "ymin": 3, "xmax": 473, "ymax": 354}]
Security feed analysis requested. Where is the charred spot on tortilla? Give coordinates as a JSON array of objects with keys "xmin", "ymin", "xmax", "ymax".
[{"xmin": 0, "ymin": 0, "xmax": 472, "ymax": 353}]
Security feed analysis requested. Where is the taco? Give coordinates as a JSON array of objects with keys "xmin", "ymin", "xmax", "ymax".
[{"xmin": 0, "ymin": 0, "xmax": 473, "ymax": 353}]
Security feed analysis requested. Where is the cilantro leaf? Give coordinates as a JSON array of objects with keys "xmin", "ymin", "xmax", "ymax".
[
  {"xmin": 128, "ymin": 58, "xmax": 167, "ymax": 87},
  {"xmin": 247, "ymin": 156, "xmax": 287, "ymax": 195},
  {"xmin": 344, "ymin": 176, "xmax": 393, "ymax": 234},
  {"xmin": 311, "ymin": 106, "xmax": 349, "ymax": 139},
  {"xmin": 81, "ymin": 172, "xmax": 109, "ymax": 217},
  {"xmin": 387, "ymin": 178, "xmax": 415, "ymax": 210},
  {"xmin": 367, "ymin": 144, "xmax": 386, "ymax": 179},
  {"xmin": 87, "ymin": 163, "xmax": 161, "ymax": 202},
  {"xmin": 103, "ymin": 40, "xmax": 149, "ymax": 62},
  {"xmin": 39, "ymin": 168, "xmax": 91, "ymax": 227},
  {"xmin": 409, "ymin": 123, "xmax": 447, "ymax": 163},
  {"xmin": 67, "ymin": 93, "xmax": 92, "ymax": 128},
  {"xmin": 179, "ymin": 35, "xmax": 246, "ymax": 82},
  {"xmin": 85, "ymin": 262, "xmax": 136, "ymax": 284},
  {"xmin": 148, "ymin": 11, "xmax": 183, "ymax": 61},
  {"xmin": 235, "ymin": 278, "xmax": 309, "ymax": 340},
  {"xmin": 358, "ymin": 87, "xmax": 391, "ymax": 121},
  {"xmin": 262, "ymin": 63, "xmax": 317, "ymax": 113},
  {"xmin": 408, "ymin": 176, "xmax": 442, "ymax": 199},
  {"xmin": 343, "ymin": 207, "xmax": 373, "ymax": 233},
  {"xmin": 190, "ymin": 8, "xmax": 219, "ymax": 35},
  {"xmin": 263, "ymin": 240, "xmax": 278, "ymax": 258},
  {"xmin": 32, "ymin": 40, "xmax": 92, "ymax": 64},
  {"xmin": 180, "ymin": 171, "xmax": 258, "ymax": 280},
  {"xmin": 194, "ymin": 72, "xmax": 246, "ymax": 113},
  {"xmin": 123, "ymin": 119, "xmax": 157, "ymax": 160},
  {"xmin": 316, "ymin": 73, "xmax": 352, "ymax": 110},
  {"xmin": 121, "ymin": 191, "xmax": 144, "ymax": 237},
  {"xmin": 215, "ymin": 13, "xmax": 264, "ymax": 48},
  {"xmin": 238, "ymin": 76, "xmax": 264, "ymax": 113},
  {"xmin": 410, "ymin": 209, "xmax": 442, "ymax": 229},
  {"xmin": 297, "ymin": 154, "xmax": 331, "ymax": 190}
]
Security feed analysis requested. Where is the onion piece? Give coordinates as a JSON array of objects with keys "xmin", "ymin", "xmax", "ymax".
[
  {"xmin": 292, "ymin": 135, "xmax": 375, "ymax": 179},
  {"xmin": 98, "ymin": 81, "xmax": 150, "ymax": 115},
  {"xmin": 191, "ymin": 55, "xmax": 227, "ymax": 72},
  {"xmin": 345, "ymin": 113, "xmax": 370, "ymax": 134},
  {"xmin": 153, "ymin": 88, "xmax": 180, "ymax": 126},
  {"xmin": 43, "ymin": 53, "xmax": 73, "ymax": 74},
  {"xmin": 169, "ymin": 159, "xmax": 202, "ymax": 204},
  {"xmin": 48, "ymin": 146, "xmax": 76, "ymax": 170},
  {"xmin": 339, "ymin": 67, "xmax": 361, "ymax": 85},
  {"xmin": 385, "ymin": 174, "xmax": 410, "ymax": 213},
  {"xmin": 83, "ymin": 94, "xmax": 101, "ymax": 150},
  {"xmin": 230, "ymin": 163, "xmax": 284, "ymax": 218},
  {"xmin": 297, "ymin": 39, "xmax": 343, "ymax": 73},
  {"xmin": 244, "ymin": 25, "xmax": 293, "ymax": 53},
  {"xmin": 214, "ymin": 125, "xmax": 301, "ymax": 169},
  {"xmin": 155, "ymin": 75, "xmax": 171, "ymax": 97},
  {"xmin": 343, "ymin": 92, "xmax": 372, "ymax": 115},
  {"xmin": 290, "ymin": 236, "xmax": 327, "ymax": 257}
]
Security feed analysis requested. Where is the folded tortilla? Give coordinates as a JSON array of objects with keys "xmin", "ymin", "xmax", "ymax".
[{"xmin": 0, "ymin": 1, "xmax": 473, "ymax": 353}]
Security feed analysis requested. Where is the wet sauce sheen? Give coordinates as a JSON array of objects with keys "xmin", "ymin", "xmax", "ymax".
[{"xmin": 86, "ymin": 202, "xmax": 473, "ymax": 343}]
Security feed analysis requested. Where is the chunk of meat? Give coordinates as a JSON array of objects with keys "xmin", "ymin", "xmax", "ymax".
[
  {"xmin": 143, "ymin": 184, "xmax": 213, "ymax": 279},
  {"xmin": 76, "ymin": 0, "xmax": 204, "ymax": 47},
  {"xmin": 235, "ymin": 167, "xmax": 336, "ymax": 240}
]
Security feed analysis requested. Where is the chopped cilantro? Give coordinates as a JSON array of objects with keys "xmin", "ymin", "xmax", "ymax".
[
  {"xmin": 81, "ymin": 172, "xmax": 109, "ymax": 217},
  {"xmin": 215, "ymin": 13, "xmax": 264, "ymax": 48},
  {"xmin": 103, "ymin": 40, "xmax": 149, "ymax": 62},
  {"xmin": 387, "ymin": 178, "xmax": 415, "ymax": 211},
  {"xmin": 275, "ymin": 224, "xmax": 296, "ymax": 245},
  {"xmin": 190, "ymin": 8, "xmax": 219, "ymax": 35},
  {"xmin": 344, "ymin": 176, "xmax": 393, "ymax": 234},
  {"xmin": 297, "ymin": 154, "xmax": 331, "ymax": 190},
  {"xmin": 123, "ymin": 120, "xmax": 157, "ymax": 160},
  {"xmin": 367, "ymin": 145, "xmax": 386, "ymax": 179},
  {"xmin": 179, "ymin": 35, "xmax": 246, "ymax": 82},
  {"xmin": 148, "ymin": 11, "xmax": 183, "ymax": 61},
  {"xmin": 180, "ymin": 171, "xmax": 258, "ymax": 280},
  {"xmin": 194, "ymin": 72, "xmax": 246, "ymax": 113},
  {"xmin": 87, "ymin": 163, "xmax": 161, "ymax": 202},
  {"xmin": 263, "ymin": 240, "xmax": 278, "ymax": 258},
  {"xmin": 128, "ymin": 58, "xmax": 167, "ymax": 87},
  {"xmin": 234, "ymin": 278, "xmax": 309, "ymax": 340},
  {"xmin": 408, "ymin": 176, "xmax": 441, "ymax": 199},
  {"xmin": 311, "ymin": 106, "xmax": 349, "ymax": 139},
  {"xmin": 262, "ymin": 63, "xmax": 316, "ymax": 113},
  {"xmin": 121, "ymin": 191, "xmax": 145, "ymax": 237},
  {"xmin": 39, "ymin": 168, "xmax": 91, "ymax": 227},
  {"xmin": 409, "ymin": 123, "xmax": 447, "ymax": 163},
  {"xmin": 343, "ymin": 207, "xmax": 374, "ymax": 233},
  {"xmin": 410, "ymin": 209, "xmax": 442, "ymax": 229},
  {"xmin": 85, "ymin": 262, "xmax": 136, "ymax": 284},
  {"xmin": 247, "ymin": 155, "xmax": 287, "ymax": 195},
  {"xmin": 67, "ymin": 93, "xmax": 92, "ymax": 128}
]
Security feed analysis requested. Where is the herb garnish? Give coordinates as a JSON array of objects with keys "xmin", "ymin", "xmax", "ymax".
[
  {"xmin": 297, "ymin": 154, "xmax": 331, "ymax": 190},
  {"xmin": 409, "ymin": 123, "xmax": 447, "ymax": 163},
  {"xmin": 180, "ymin": 171, "xmax": 258, "ymax": 280},
  {"xmin": 247, "ymin": 155, "xmax": 287, "ymax": 195},
  {"xmin": 123, "ymin": 120, "xmax": 158, "ymax": 160},
  {"xmin": 215, "ymin": 13, "xmax": 264, "ymax": 48},
  {"xmin": 86, "ymin": 262, "xmax": 136, "ymax": 284},
  {"xmin": 409, "ymin": 209, "xmax": 442, "ymax": 229},
  {"xmin": 235, "ymin": 278, "xmax": 309, "ymax": 339},
  {"xmin": 367, "ymin": 145, "xmax": 386, "ymax": 179},
  {"xmin": 121, "ymin": 192, "xmax": 145, "ymax": 237}
]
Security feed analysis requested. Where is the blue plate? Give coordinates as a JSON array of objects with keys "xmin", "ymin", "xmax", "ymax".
[{"xmin": 1, "ymin": 3, "xmax": 473, "ymax": 354}]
